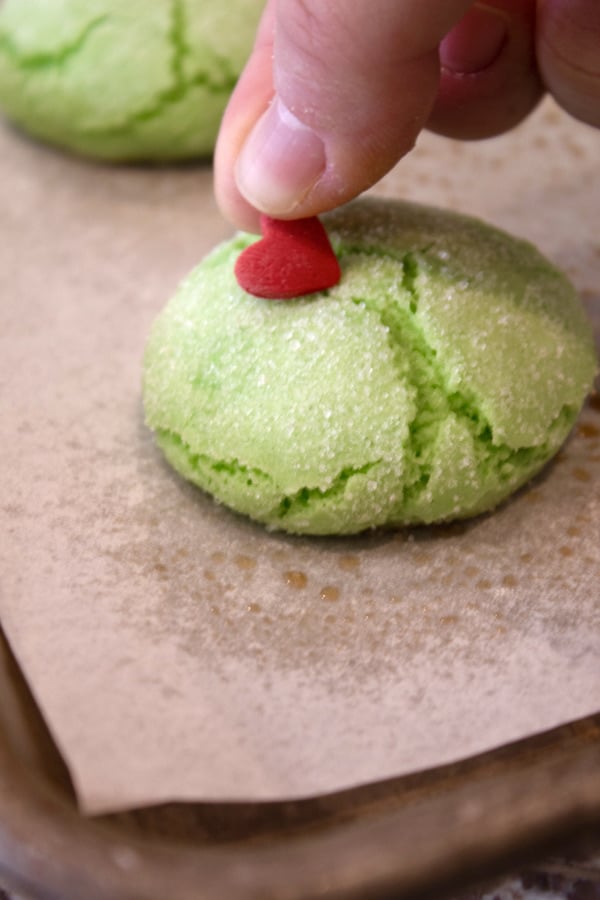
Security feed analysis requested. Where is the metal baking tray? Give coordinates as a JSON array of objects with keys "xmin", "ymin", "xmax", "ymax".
[{"xmin": 1, "ymin": 628, "xmax": 599, "ymax": 900}]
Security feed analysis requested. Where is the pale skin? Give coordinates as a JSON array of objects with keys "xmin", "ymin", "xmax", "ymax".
[{"xmin": 214, "ymin": 0, "xmax": 600, "ymax": 233}]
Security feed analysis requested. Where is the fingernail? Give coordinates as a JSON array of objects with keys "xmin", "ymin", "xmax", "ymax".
[
  {"xmin": 440, "ymin": 3, "xmax": 509, "ymax": 75},
  {"xmin": 235, "ymin": 97, "xmax": 326, "ymax": 215}
]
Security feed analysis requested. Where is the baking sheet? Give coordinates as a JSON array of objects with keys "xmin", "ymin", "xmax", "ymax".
[
  {"xmin": 0, "ymin": 99, "xmax": 598, "ymax": 814},
  {"xmin": 1, "ymin": 623, "xmax": 599, "ymax": 900}
]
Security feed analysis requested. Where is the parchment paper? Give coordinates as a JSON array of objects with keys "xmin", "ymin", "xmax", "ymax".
[{"xmin": 0, "ymin": 99, "xmax": 598, "ymax": 815}]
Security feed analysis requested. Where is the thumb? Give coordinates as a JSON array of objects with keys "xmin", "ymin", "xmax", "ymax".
[{"xmin": 215, "ymin": 0, "xmax": 473, "ymax": 231}]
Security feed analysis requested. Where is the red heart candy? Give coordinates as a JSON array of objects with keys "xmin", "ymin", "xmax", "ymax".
[{"xmin": 234, "ymin": 214, "xmax": 341, "ymax": 300}]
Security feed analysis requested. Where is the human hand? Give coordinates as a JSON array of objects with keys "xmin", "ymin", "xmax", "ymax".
[{"xmin": 214, "ymin": 0, "xmax": 600, "ymax": 232}]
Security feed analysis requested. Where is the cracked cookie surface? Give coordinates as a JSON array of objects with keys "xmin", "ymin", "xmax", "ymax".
[
  {"xmin": 143, "ymin": 198, "xmax": 597, "ymax": 535},
  {"xmin": 0, "ymin": 0, "xmax": 261, "ymax": 160}
]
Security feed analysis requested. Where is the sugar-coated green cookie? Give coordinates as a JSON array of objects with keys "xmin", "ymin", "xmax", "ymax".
[
  {"xmin": 0, "ymin": 0, "xmax": 261, "ymax": 160},
  {"xmin": 143, "ymin": 199, "xmax": 597, "ymax": 535}
]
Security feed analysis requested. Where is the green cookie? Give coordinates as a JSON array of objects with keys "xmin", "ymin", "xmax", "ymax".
[
  {"xmin": 143, "ymin": 199, "xmax": 597, "ymax": 535},
  {"xmin": 0, "ymin": 0, "xmax": 261, "ymax": 160}
]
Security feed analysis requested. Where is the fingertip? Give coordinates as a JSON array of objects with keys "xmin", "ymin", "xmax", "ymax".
[
  {"xmin": 439, "ymin": 3, "xmax": 509, "ymax": 76},
  {"xmin": 234, "ymin": 97, "xmax": 326, "ymax": 218},
  {"xmin": 427, "ymin": 0, "xmax": 543, "ymax": 140}
]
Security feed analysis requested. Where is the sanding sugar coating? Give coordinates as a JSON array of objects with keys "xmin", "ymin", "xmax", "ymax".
[
  {"xmin": 143, "ymin": 198, "xmax": 597, "ymax": 535},
  {"xmin": 0, "ymin": 0, "xmax": 261, "ymax": 161}
]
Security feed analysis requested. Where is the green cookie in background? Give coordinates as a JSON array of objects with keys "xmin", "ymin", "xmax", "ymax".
[{"xmin": 0, "ymin": 0, "xmax": 262, "ymax": 160}]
